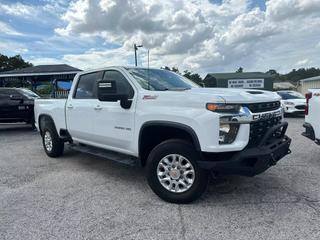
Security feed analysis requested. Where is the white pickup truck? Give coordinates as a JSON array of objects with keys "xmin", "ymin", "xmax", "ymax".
[
  {"xmin": 34, "ymin": 66, "xmax": 291, "ymax": 203},
  {"xmin": 303, "ymin": 89, "xmax": 320, "ymax": 145}
]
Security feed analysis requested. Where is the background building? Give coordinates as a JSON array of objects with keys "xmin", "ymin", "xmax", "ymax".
[
  {"xmin": 273, "ymin": 81, "xmax": 296, "ymax": 91},
  {"xmin": 297, "ymin": 75, "xmax": 320, "ymax": 94},
  {"xmin": 203, "ymin": 72, "xmax": 273, "ymax": 91},
  {"xmin": 0, "ymin": 64, "xmax": 82, "ymax": 97}
]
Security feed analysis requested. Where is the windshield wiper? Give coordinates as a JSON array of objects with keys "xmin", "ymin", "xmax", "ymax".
[
  {"xmin": 155, "ymin": 87, "xmax": 191, "ymax": 91},
  {"xmin": 168, "ymin": 87, "xmax": 191, "ymax": 91}
]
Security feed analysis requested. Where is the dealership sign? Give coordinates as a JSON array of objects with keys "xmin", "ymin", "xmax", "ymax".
[{"xmin": 228, "ymin": 79, "xmax": 264, "ymax": 88}]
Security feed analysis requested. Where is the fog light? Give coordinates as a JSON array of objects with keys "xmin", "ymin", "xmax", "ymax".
[{"xmin": 219, "ymin": 123, "xmax": 240, "ymax": 144}]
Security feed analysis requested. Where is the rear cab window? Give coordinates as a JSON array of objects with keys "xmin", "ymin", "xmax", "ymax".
[{"xmin": 74, "ymin": 71, "xmax": 103, "ymax": 99}]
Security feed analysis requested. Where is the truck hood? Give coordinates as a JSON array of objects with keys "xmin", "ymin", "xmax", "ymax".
[{"xmin": 187, "ymin": 88, "xmax": 281, "ymax": 104}]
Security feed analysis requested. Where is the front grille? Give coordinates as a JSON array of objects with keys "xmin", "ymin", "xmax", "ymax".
[
  {"xmin": 248, "ymin": 116, "xmax": 282, "ymax": 147},
  {"xmin": 295, "ymin": 105, "xmax": 305, "ymax": 110},
  {"xmin": 244, "ymin": 101, "xmax": 281, "ymax": 113}
]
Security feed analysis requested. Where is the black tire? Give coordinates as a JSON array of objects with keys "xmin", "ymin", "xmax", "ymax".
[
  {"xmin": 146, "ymin": 139, "xmax": 208, "ymax": 203},
  {"xmin": 41, "ymin": 121, "xmax": 64, "ymax": 158}
]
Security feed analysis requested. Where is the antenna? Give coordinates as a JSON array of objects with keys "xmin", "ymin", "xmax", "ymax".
[
  {"xmin": 147, "ymin": 49, "xmax": 150, "ymax": 69},
  {"xmin": 147, "ymin": 49, "xmax": 150, "ymax": 90}
]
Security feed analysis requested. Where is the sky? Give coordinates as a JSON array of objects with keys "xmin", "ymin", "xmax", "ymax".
[{"xmin": 0, "ymin": 0, "xmax": 319, "ymax": 75}]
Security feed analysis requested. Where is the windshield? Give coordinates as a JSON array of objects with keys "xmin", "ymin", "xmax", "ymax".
[
  {"xmin": 19, "ymin": 89, "xmax": 40, "ymax": 99},
  {"xmin": 126, "ymin": 68, "xmax": 199, "ymax": 91},
  {"xmin": 277, "ymin": 91, "xmax": 304, "ymax": 100}
]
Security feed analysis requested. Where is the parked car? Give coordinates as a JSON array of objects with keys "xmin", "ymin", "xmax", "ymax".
[
  {"xmin": 302, "ymin": 89, "xmax": 320, "ymax": 145},
  {"xmin": 0, "ymin": 88, "xmax": 39, "ymax": 126},
  {"xmin": 277, "ymin": 90, "xmax": 306, "ymax": 115},
  {"xmin": 34, "ymin": 67, "xmax": 291, "ymax": 203}
]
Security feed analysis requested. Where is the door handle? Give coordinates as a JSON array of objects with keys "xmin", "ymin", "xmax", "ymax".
[
  {"xmin": 67, "ymin": 104, "xmax": 73, "ymax": 109},
  {"xmin": 94, "ymin": 105, "xmax": 102, "ymax": 110}
]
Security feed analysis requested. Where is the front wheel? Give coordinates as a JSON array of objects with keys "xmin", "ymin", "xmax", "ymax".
[{"xmin": 146, "ymin": 139, "xmax": 208, "ymax": 203}]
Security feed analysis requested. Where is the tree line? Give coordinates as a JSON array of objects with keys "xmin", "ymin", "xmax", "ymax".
[
  {"xmin": 165, "ymin": 66, "xmax": 320, "ymax": 86},
  {"xmin": 0, "ymin": 54, "xmax": 33, "ymax": 72}
]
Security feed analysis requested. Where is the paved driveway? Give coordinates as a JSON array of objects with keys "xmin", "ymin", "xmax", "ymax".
[{"xmin": 0, "ymin": 118, "xmax": 319, "ymax": 240}]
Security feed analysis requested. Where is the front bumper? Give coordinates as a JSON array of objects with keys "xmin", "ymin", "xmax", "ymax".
[
  {"xmin": 283, "ymin": 105, "xmax": 305, "ymax": 114},
  {"xmin": 198, "ymin": 122, "xmax": 292, "ymax": 176}
]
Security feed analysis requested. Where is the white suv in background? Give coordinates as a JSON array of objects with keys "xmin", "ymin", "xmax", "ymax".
[{"xmin": 277, "ymin": 91, "xmax": 306, "ymax": 115}]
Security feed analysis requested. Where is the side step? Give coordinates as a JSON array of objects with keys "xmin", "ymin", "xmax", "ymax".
[{"xmin": 68, "ymin": 143, "xmax": 138, "ymax": 166}]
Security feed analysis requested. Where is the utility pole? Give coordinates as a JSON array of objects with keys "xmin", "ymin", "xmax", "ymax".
[
  {"xmin": 134, "ymin": 43, "xmax": 143, "ymax": 66},
  {"xmin": 147, "ymin": 49, "xmax": 150, "ymax": 69}
]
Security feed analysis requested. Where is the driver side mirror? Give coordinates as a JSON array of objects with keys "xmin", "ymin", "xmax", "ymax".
[
  {"xmin": 10, "ymin": 94, "xmax": 24, "ymax": 102},
  {"xmin": 97, "ymin": 80, "xmax": 132, "ymax": 109}
]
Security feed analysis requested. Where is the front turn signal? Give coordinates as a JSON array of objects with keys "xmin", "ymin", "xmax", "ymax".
[{"xmin": 206, "ymin": 103, "xmax": 240, "ymax": 113}]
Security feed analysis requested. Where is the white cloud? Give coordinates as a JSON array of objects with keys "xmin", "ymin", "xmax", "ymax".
[
  {"xmin": 0, "ymin": 41, "xmax": 28, "ymax": 54},
  {"xmin": 28, "ymin": 57, "xmax": 66, "ymax": 66},
  {"xmin": 6, "ymin": 0, "xmax": 314, "ymax": 73},
  {"xmin": 49, "ymin": 1, "xmax": 317, "ymax": 72},
  {"xmin": 0, "ymin": 2, "xmax": 34, "ymax": 17},
  {"xmin": 0, "ymin": 21, "xmax": 23, "ymax": 36},
  {"xmin": 62, "ymin": 46, "xmax": 133, "ymax": 70},
  {"xmin": 296, "ymin": 58, "xmax": 311, "ymax": 66},
  {"xmin": 266, "ymin": 0, "xmax": 320, "ymax": 21},
  {"xmin": 0, "ymin": 1, "xmax": 68, "ymax": 21}
]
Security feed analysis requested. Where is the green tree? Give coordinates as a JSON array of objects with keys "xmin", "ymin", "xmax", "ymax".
[
  {"xmin": 183, "ymin": 70, "xmax": 203, "ymax": 86},
  {"xmin": 236, "ymin": 67, "xmax": 243, "ymax": 73},
  {"xmin": 0, "ymin": 54, "xmax": 33, "ymax": 72},
  {"xmin": 275, "ymin": 67, "xmax": 320, "ymax": 83},
  {"xmin": 171, "ymin": 67, "xmax": 180, "ymax": 73}
]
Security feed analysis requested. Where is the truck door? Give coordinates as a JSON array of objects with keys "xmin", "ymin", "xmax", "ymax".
[
  {"xmin": 66, "ymin": 71, "xmax": 103, "ymax": 142},
  {"xmin": 0, "ymin": 89, "xmax": 25, "ymax": 121},
  {"xmin": 92, "ymin": 70, "xmax": 136, "ymax": 152},
  {"xmin": 0, "ymin": 90, "xmax": 10, "ymax": 120}
]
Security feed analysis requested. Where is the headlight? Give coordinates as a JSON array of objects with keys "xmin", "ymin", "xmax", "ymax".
[
  {"xmin": 206, "ymin": 103, "xmax": 240, "ymax": 113},
  {"xmin": 283, "ymin": 101, "xmax": 294, "ymax": 106},
  {"xmin": 219, "ymin": 123, "xmax": 240, "ymax": 144}
]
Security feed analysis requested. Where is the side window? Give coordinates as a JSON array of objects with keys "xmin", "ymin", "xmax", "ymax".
[
  {"xmin": 0, "ymin": 93, "xmax": 9, "ymax": 100},
  {"xmin": 74, "ymin": 71, "xmax": 103, "ymax": 99},
  {"xmin": 0, "ymin": 91, "xmax": 9, "ymax": 104},
  {"xmin": 5, "ymin": 89, "xmax": 22, "ymax": 99},
  {"xmin": 103, "ymin": 70, "xmax": 134, "ymax": 99}
]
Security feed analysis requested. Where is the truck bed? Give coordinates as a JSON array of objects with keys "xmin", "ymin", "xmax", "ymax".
[{"xmin": 34, "ymin": 98, "xmax": 67, "ymax": 133}]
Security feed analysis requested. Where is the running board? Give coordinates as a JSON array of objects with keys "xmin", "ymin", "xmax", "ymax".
[{"xmin": 68, "ymin": 143, "xmax": 138, "ymax": 166}]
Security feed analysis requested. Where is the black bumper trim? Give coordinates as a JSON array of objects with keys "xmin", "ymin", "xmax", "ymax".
[{"xmin": 198, "ymin": 122, "xmax": 292, "ymax": 177}]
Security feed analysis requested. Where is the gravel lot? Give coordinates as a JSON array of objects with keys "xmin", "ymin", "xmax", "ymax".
[{"xmin": 0, "ymin": 118, "xmax": 320, "ymax": 240}]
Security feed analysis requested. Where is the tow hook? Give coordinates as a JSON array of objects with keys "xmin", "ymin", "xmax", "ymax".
[{"xmin": 270, "ymin": 153, "xmax": 277, "ymax": 166}]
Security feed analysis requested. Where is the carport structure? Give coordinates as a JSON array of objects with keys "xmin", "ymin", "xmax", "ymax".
[{"xmin": 0, "ymin": 64, "xmax": 82, "ymax": 97}]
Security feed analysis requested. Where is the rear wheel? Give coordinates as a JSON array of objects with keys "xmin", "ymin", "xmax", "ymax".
[
  {"xmin": 41, "ymin": 121, "xmax": 64, "ymax": 157},
  {"xmin": 146, "ymin": 139, "xmax": 208, "ymax": 203}
]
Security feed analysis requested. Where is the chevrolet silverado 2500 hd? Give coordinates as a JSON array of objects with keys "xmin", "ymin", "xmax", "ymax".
[
  {"xmin": 303, "ymin": 89, "xmax": 320, "ymax": 145},
  {"xmin": 34, "ymin": 67, "xmax": 291, "ymax": 203}
]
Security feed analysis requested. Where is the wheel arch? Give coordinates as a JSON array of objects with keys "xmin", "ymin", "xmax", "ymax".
[
  {"xmin": 138, "ymin": 121, "xmax": 201, "ymax": 167},
  {"xmin": 38, "ymin": 114, "xmax": 57, "ymax": 135}
]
